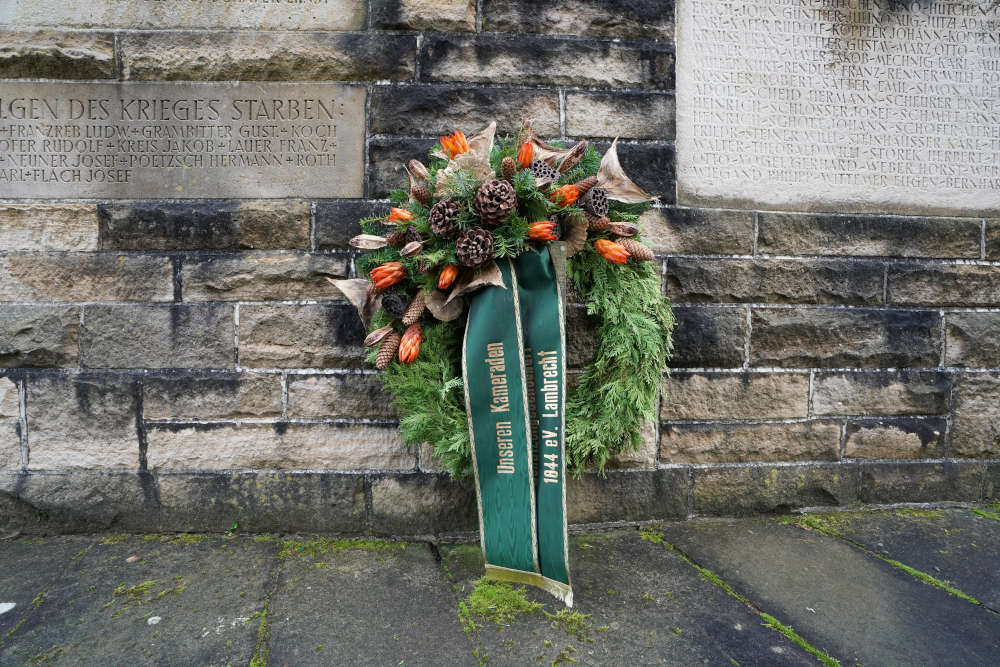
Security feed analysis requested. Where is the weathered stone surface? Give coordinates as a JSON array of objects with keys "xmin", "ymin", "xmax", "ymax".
[
  {"xmin": 750, "ymin": 308, "xmax": 940, "ymax": 369},
  {"xmin": 666, "ymin": 258, "xmax": 883, "ymax": 305},
  {"xmin": 0, "ymin": 254, "xmax": 172, "ymax": 303},
  {"xmin": 143, "ymin": 372, "xmax": 283, "ymax": 420},
  {"xmin": 845, "ymin": 418, "xmax": 946, "ymax": 459},
  {"xmin": 605, "ymin": 419, "xmax": 659, "ymax": 469},
  {"xmin": 641, "ymin": 207, "xmax": 754, "ymax": 256},
  {"xmin": 182, "ymin": 252, "xmax": 348, "ymax": 301},
  {"xmin": 368, "ymin": 137, "xmax": 437, "ymax": 198},
  {"xmin": 985, "ymin": 219, "xmax": 1000, "ymax": 261},
  {"xmin": 859, "ymin": 461, "xmax": 985, "ymax": 503},
  {"xmin": 146, "ymin": 422, "xmax": 413, "ymax": 471},
  {"xmin": 99, "ymin": 200, "xmax": 311, "ymax": 251},
  {"xmin": 757, "ymin": 213, "xmax": 983, "ymax": 259},
  {"xmin": 812, "ymin": 371, "xmax": 951, "ymax": 416},
  {"xmin": 987, "ymin": 464, "xmax": 1000, "ymax": 500},
  {"xmin": 693, "ymin": 464, "xmax": 859, "ymax": 515},
  {"xmin": 888, "ymin": 264, "xmax": 1000, "ymax": 307},
  {"xmin": 314, "ymin": 200, "xmax": 377, "ymax": 250},
  {"xmin": 121, "ymin": 32, "xmax": 416, "ymax": 81},
  {"xmin": 945, "ymin": 312, "xmax": 1000, "ymax": 367},
  {"xmin": 565, "ymin": 304, "xmax": 598, "ymax": 368},
  {"xmin": 568, "ymin": 469, "xmax": 688, "ymax": 524},
  {"xmin": 370, "ymin": 473, "xmax": 477, "ymax": 535},
  {"xmin": 0, "ymin": 203, "xmax": 98, "ymax": 251},
  {"xmin": 371, "ymin": 85, "xmax": 559, "ymax": 137},
  {"xmin": 372, "ymin": 0, "xmax": 476, "ymax": 31},
  {"xmin": 26, "ymin": 373, "xmax": 138, "ymax": 471},
  {"xmin": 80, "ymin": 304, "xmax": 235, "ymax": 369},
  {"xmin": 420, "ymin": 34, "xmax": 674, "ymax": 89},
  {"xmin": 592, "ymin": 140, "xmax": 676, "ymax": 203},
  {"xmin": 670, "ymin": 305, "xmax": 745, "ymax": 368},
  {"xmin": 662, "ymin": 372, "xmax": 809, "ymax": 420},
  {"xmin": 0, "ymin": 377, "xmax": 19, "ymax": 417},
  {"xmin": 0, "ymin": 306, "xmax": 80, "ymax": 368},
  {"xmin": 661, "ymin": 422, "xmax": 840, "ymax": 464},
  {"xmin": 483, "ymin": 0, "xmax": 675, "ymax": 40},
  {"xmin": 238, "ymin": 304, "xmax": 365, "ymax": 369},
  {"xmin": 0, "ymin": 420, "xmax": 19, "ymax": 470},
  {"xmin": 287, "ymin": 373, "xmax": 397, "ymax": 419},
  {"xmin": 0, "ymin": 472, "xmax": 151, "ymax": 531},
  {"xmin": 566, "ymin": 92, "xmax": 675, "ymax": 139},
  {"xmin": 951, "ymin": 373, "xmax": 1000, "ymax": 458},
  {"xmin": 0, "ymin": 30, "xmax": 115, "ymax": 78}
]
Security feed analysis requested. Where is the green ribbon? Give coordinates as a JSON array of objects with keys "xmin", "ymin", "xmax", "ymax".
[{"xmin": 463, "ymin": 247, "xmax": 572, "ymax": 605}]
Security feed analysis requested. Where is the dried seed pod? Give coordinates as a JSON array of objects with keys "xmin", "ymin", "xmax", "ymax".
[
  {"xmin": 402, "ymin": 291, "xmax": 427, "ymax": 326},
  {"xmin": 400, "ymin": 240, "xmax": 424, "ymax": 257},
  {"xmin": 608, "ymin": 221, "xmax": 639, "ymax": 237},
  {"xmin": 364, "ymin": 324, "xmax": 394, "ymax": 347},
  {"xmin": 408, "ymin": 159, "xmax": 430, "ymax": 183},
  {"xmin": 349, "ymin": 234, "xmax": 388, "ymax": 250},
  {"xmin": 386, "ymin": 230, "xmax": 407, "ymax": 247},
  {"xmin": 557, "ymin": 140, "xmax": 588, "ymax": 173},
  {"xmin": 501, "ymin": 156, "xmax": 516, "ymax": 182},
  {"xmin": 375, "ymin": 332, "xmax": 401, "ymax": 370},
  {"xmin": 617, "ymin": 238, "xmax": 654, "ymax": 261},
  {"xmin": 585, "ymin": 210, "xmax": 610, "ymax": 232},
  {"xmin": 580, "ymin": 187, "xmax": 609, "ymax": 217},
  {"xmin": 411, "ymin": 185, "xmax": 431, "ymax": 207}
]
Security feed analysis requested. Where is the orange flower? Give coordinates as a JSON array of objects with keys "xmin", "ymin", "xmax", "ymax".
[
  {"xmin": 527, "ymin": 221, "xmax": 557, "ymax": 242},
  {"xmin": 438, "ymin": 264, "xmax": 459, "ymax": 290},
  {"xmin": 549, "ymin": 184, "xmax": 580, "ymax": 206},
  {"xmin": 388, "ymin": 207, "xmax": 414, "ymax": 224},
  {"xmin": 440, "ymin": 130, "xmax": 470, "ymax": 159},
  {"xmin": 370, "ymin": 261, "xmax": 406, "ymax": 289},
  {"xmin": 594, "ymin": 239, "xmax": 630, "ymax": 265},
  {"xmin": 398, "ymin": 323, "xmax": 422, "ymax": 363},
  {"xmin": 516, "ymin": 142, "xmax": 534, "ymax": 169}
]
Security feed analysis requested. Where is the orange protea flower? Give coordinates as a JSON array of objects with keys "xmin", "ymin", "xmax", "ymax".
[
  {"xmin": 387, "ymin": 207, "xmax": 415, "ymax": 224},
  {"xmin": 516, "ymin": 142, "xmax": 534, "ymax": 169},
  {"xmin": 549, "ymin": 184, "xmax": 580, "ymax": 206},
  {"xmin": 370, "ymin": 261, "xmax": 406, "ymax": 289},
  {"xmin": 527, "ymin": 221, "xmax": 557, "ymax": 242},
  {"xmin": 440, "ymin": 130, "xmax": 470, "ymax": 159},
  {"xmin": 594, "ymin": 239, "xmax": 630, "ymax": 265},
  {"xmin": 438, "ymin": 264, "xmax": 459, "ymax": 290},
  {"xmin": 398, "ymin": 323, "xmax": 422, "ymax": 363}
]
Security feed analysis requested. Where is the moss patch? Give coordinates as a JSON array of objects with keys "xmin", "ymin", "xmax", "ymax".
[
  {"xmin": 105, "ymin": 578, "xmax": 187, "ymax": 618},
  {"xmin": 971, "ymin": 508, "xmax": 1000, "ymax": 523},
  {"xmin": 268, "ymin": 537, "xmax": 406, "ymax": 561},
  {"xmin": 169, "ymin": 534, "xmax": 209, "ymax": 546},
  {"xmin": 250, "ymin": 600, "xmax": 271, "ymax": 667},
  {"xmin": 760, "ymin": 613, "xmax": 839, "ymax": 667},
  {"xmin": 459, "ymin": 578, "xmax": 543, "ymax": 630},
  {"xmin": 546, "ymin": 609, "xmax": 593, "ymax": 643},
  {"xmin": 99, "ymin": 534, "xmax": 129, "ymax": 545}
]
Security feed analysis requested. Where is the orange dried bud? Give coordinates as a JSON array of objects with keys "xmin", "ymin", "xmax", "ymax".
[
  {"xmin": 370, "ymin": 261, "xmax": 406, "ymax": 289},
  {"xmin": 527, "ymin": 221, "xmax": 557, "ymax": 242},
  {"xmin": 516, "ymin": 142, "xmax": 534, "ymax": 169},
  {"xmin": 438, "ymin": 264, "xmax": 459, "ymax": 290},
  {"xmin": 440, "ymin": 130, "xmax": 470, "ymax": 159},
  {"xmin": 549, "ymin": 184, "xmax": 580, "ymax": 206},
  {"xmin": 594, "ymin": 239, "xmax": 630, "ymax": 265},
  {"xmin": 398, "ymin": 323, "xmax": 422, "ymax": 363},
  {"xmin": 388, "ymin": 207, "xmax": 415, "ymax": 224}
]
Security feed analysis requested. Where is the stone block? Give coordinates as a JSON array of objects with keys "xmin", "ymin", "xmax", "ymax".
[
  {"xmin": 566, "ymin": 92, "xmax": 675, "ymax": 140},
  {"xmin": 146, "ymin": 422, "xmax": 414, "ymax": 471},
  {"xmin": 757, "ymin": 213, "xmax": 982, "ymax": 259},
  {"xmin": 983, "ymin": 219, "xmax": 1000, "ymax": 261},
  {"xmin": 641, "ymin": 207, "xmax": 754, "ymax": 256},
  {"xmin": 662, "ymin": 372, "xmax": 809, "ymax": 420},
  {"xmin": 692, "ymin": 464, "xmax": 859, "ymax": 516},
  {"xmin": 143, "ymin": 372, "xmax": 283, "ymax": 420},
  {"xmin": 420, "ymin": 34, "xmax": 674, "ymax": 90},
  {"xmin": 845, "ymin": 418, "xmax": 945, "ymax": 459},
  {"xmin": 99, "ymin": 200, "xmax": 310, "ymax": 251},
  {"xmin": 950, "ymin": 373, "xmax": 1000, "ymax": 459},
  {"xmin": 565, "ymin": 304, "xmax": 598, "ymax": 369},
  {"xmin": 0, "ymin": 377, "xmax": 19, "ymax": 417},
  {"xmin": 859, "ymin": 462, "xmax": 985, "ymax": 504},
  {"xmin": 238, "ymin": 303, "xmax": 365, "ymax": 369},
  {"xmin": 0, "ymin": 420, "xmax": 20, "ymax": 470},
  {"xmin": 370, "ymin": 473, "xmax": 477, "ymax": 535},
  {"xmin": 0, "ymin": 254, "xmax": 172, "ymax": 303},
  {"xmin": 567, "ymin": 469, "xmax": 688, "ymax": 524},
  {"xmin": 26, "ymin": 373, "xmax": 139, "ymax": 470},
  {"xmin": 314, "ymin": 200, "xmax": 378, "ymax": 251},
  {"xmin": 945, "ymin": 312, "xmax": 1000, "ymax": 368},
  {"xmin": 0, "ymin": 472, "xmax": 151, "ymax": 531},
  {"xmin": 368, "ymin": 137, "xmax": 438, "ymax": 198},
  {"xmin": 750, "ymin": 308, "xmax": 940, "ymax": 369},
  {"xmin": 287, "ymin": 373, "xmax": 397, "ymax": 419},
  {"xmin": 0, "ymin": 30, "xmax": 115, "ymax": 78},
  {"xmin": 482, "ymin": 0, "xmax": 675, "ymax": 40},
  {"xmin": 888, "ymin": 264, "xmax": 1000, "ymax": 307},
  {"xmin": 665, "ymin": 258, "xmax": 883, "ymax": 305},
  {"xmin": 591, "ymin": 141, "xmax": 676, "ymax": 203},
  {"xmin": 181, "ymin": 252, "xmax": 348, "ymax": 301},
  {"xmin": 80, "ymin": 304, "xmax": 235, "ymax": 369},
  {"xmin": 660, "ymin": 422, "xmax": 840, "ymax": 464},
  {"xmin": 986, "ymin": 463, "xmax": 1000, "ymax": 501},
  {"xmin": 0, "ymin": 203, "xmax": 98, "ymax": 251},
  {"xmin": 604, "ymin": 419, "xmax": 659, "ymax": 470},
  {"xmin": 0, "ymin": 305, "xmax": 80, "ymax": 368},
  {"xmin": 371, "ymin": 85, "xmax": 559, "ymax": 137},
  {"xmin": 372, "ymin": 0, "xmax": 475, "ymax": 31},
  {"xmin": 670, "ymin": 306, "xmax": 746, "ymax": 368},
  {"xmin": 121, "ymin": 32, "xmax": 416, "ymax": 81},
  {"xmin": 812, "ymin": 371, "xmax": 951, "ymax": 416}
]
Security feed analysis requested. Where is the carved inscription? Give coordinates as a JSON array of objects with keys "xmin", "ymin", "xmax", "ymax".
[
  {"xmin": 677, "ymin": 0, "xmax": 1000, "ymax": 214},
  {"xmin": 0, "ymin": 83, "xmax": 365, "ymax": 198}
]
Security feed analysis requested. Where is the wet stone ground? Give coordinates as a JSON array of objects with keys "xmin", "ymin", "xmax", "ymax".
[{"xmin": 1, "ymin": 506, "xmax": 999, "ymax": 666}]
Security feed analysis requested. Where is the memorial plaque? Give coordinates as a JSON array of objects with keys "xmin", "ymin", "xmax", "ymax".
[
  {"xmin": 0, "ymin": 83, "xmax": 366, "ymax": 199},
  {"xmin": 677, "ymin": 0, "xmax": 1000, "ymax": 215},
  {"xmin": 0, "ymin": 0, "xmax": 364, "ymax": 30}
]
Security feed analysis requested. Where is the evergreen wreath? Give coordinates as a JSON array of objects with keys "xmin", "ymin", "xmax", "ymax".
[{"xmin": 333, "ymin": 121, "xmax": 674, "ymax": 477}]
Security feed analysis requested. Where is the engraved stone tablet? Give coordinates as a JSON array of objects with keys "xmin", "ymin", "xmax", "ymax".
[
  {"xmin": 677, "ymin": 0, "xmax": 1000, "ymax": 215},
  {"xmin": 0, "ymin": 83, "xmax": 365, "ymax": 199}
]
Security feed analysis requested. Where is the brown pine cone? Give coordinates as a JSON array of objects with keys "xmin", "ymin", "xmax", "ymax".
[
  {"xmin": 584, "ymin": 210, "xmax": 610, "ymax": 232},
  {"xmin": 429, "ymin": 200, "xmax": 461, "ymax": 240},
  {"xmin": 411, "ymin": 185, "xmax": 431, "ymax": 207},
  {"xmin": 402, "ymin": 291, "xmax": 426, "ymax": 326},
  {"xmin": 386, "ymin": 230, "xmax": 407, "ymax": 247},
  {"xmin": 618, "ymin": 238, "xmax": 654, "ymax": 261},
  {"xmin": 405, "ymin": 227, "xmax": 424, "ymax": 244},
  {"xmin": 574, "ymin": 175, "xmax": 598, "ymax": 195},
  {"xmin": 501, "ymin": 156, "xmax": 516, "ymax": 182},
  {"xmin": 382, "ymin": 291, "xmax": 408, "ymax": 319},
  {"xmin": 376, "ymin": 332, "xmax": 401, "ymax": 370},
  {"xmin": 456, "ymin": 227, "xmax": 495, "ymax": 268},
  {"xmin": 474, "ymin": 179, "xmax": 517, "ymax": 228},
  {"xmin": 580, "ymin": 187, "xmax": 609, "ymax": 217}
]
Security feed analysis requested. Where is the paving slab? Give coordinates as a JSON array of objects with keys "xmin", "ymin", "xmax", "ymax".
[
  {"xmin": 442, "ymin": 530, "xmax": 815, "ymax": 666},
  {"xmin": 0, "ymin": 533, "xmax": 274, "ymax": 666},
  {"xmin": 661, "ymin": 520, "xmax": 1000, "ymax": 667},
  {"xmin": 267, "ymin": 539, "xmax": 475, "ymax": 666}
]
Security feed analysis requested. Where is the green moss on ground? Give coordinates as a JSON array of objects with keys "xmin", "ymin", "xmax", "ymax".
[
  {"xmin": 459, "ymin": 578, "xmax": 544, "ymax": 631},
  {"xmin": 105, "ymin": 578, "xmax": 187, "ymax": 618},
  {"xmin": 266, "ymin": 537, "xmax": 406, "ymax": 561},
  {"xmin": 546, "ymin": 609, "xmax": 593, "ymax": 643}
]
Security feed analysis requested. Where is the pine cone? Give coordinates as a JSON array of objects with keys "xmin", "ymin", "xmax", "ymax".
[
  {"xmin": 501, "ymin": 156, "xmax": 516, "ymax": 182},
  {"xmin": 529, "ymin": 159, "xmax": 559, "ymax": 183},
  {"xmin": 429, "ymin": 200, "xmax": 461, "ymax": 240},
  {"xmin": 411, "ymin": 185, "xmax": 431, "ymax": 208},
  {"xmin": 382, "ymin": 292, "xmax": 408, "ymax": 319},
  {"xmin": 402, "ymin": 292, "xmax": 426, "ymax": 326},
  {"xmin": 585, "ymin": 210, "xmax": 610, "ymax": 232},
  {"xmin": 574, "ymin": 176, "xmax": 598, "ymax": 195},
  {"xmin": 474, "ymin": 179, "xmax": 516, "ymax": 228},
  {"xmin": 456, "ymin": 227, "xmax": 495, "ymax": 268},
  {"xmin": 581, "ymin": 187, "xmax": 609, "ymax": 217},
  {"xmin": 618, "ymin": 238, "xmax": 654, "ymax": 262},
  {"xmin": 386, "ymin": 230, "xmax": 407, "ymax": 247},
  {"xmin": 376, "ymin": 332, "xmax": 401, "ymax": 370},
  {"xmin": 405, "ymin": 227, "xmax": 424, "ymax": 244}
]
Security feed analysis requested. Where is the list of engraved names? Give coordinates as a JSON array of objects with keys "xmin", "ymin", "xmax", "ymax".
[{"xmin": 677, "ymin": 0, "xmax": 1000, "ymax": 214}]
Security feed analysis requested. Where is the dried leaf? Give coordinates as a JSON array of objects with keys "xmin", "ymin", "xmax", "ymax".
[
  {"xmin": 434, "ymin": 121, "xmax": 497, "ymax": 198},
  {"xmin": 608, "ymin": 221, "xmax": 639, "ymax": 237},
  {"xmin": 563, "ymin": 211, "xmax": 588, "ymax": 258},
  {"xmin": 596, "ymin": 138, "xmax": 656, "ymax": 203},
  {"xmin": 326, "ymin": 278, "xmax": 382, "ymax": 328},
  {"xmin": 445, "ymin": 261, "xmax": 506, "ymax": 304},
  {"xmin": 400, "ymin": 240, "xmax": 424, "ymax": 257},
  {"xmin": 349, "ymin": 234, "xmax": 388, "ymax": 250},
  {"xmin": 408, "ymin": 159, "xmax": 430, "ymax": 183},
  {"xmin": 523, "ymin": 120, "xmax": 587, "ymax": 168},
  {"xmin": 557, "ymin": 140, "xmax": 589, "ymax": 173},
  {"xmin": 426, "ymin": 289, "xmax": 465, "ymax": 322},
  {"xmin": 364, "ymin": 324, "xmax": 394, "ymax": 347}
]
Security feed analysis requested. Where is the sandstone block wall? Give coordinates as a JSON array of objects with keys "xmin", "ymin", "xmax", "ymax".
[{"xmin": 1, "ymin": 0, "xmax": 997, "ymax": 534}]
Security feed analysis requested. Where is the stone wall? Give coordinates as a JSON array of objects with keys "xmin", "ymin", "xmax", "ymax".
[{"xmin": 1, "ymin": 0, "xmax": 997, "ymax": 535}]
